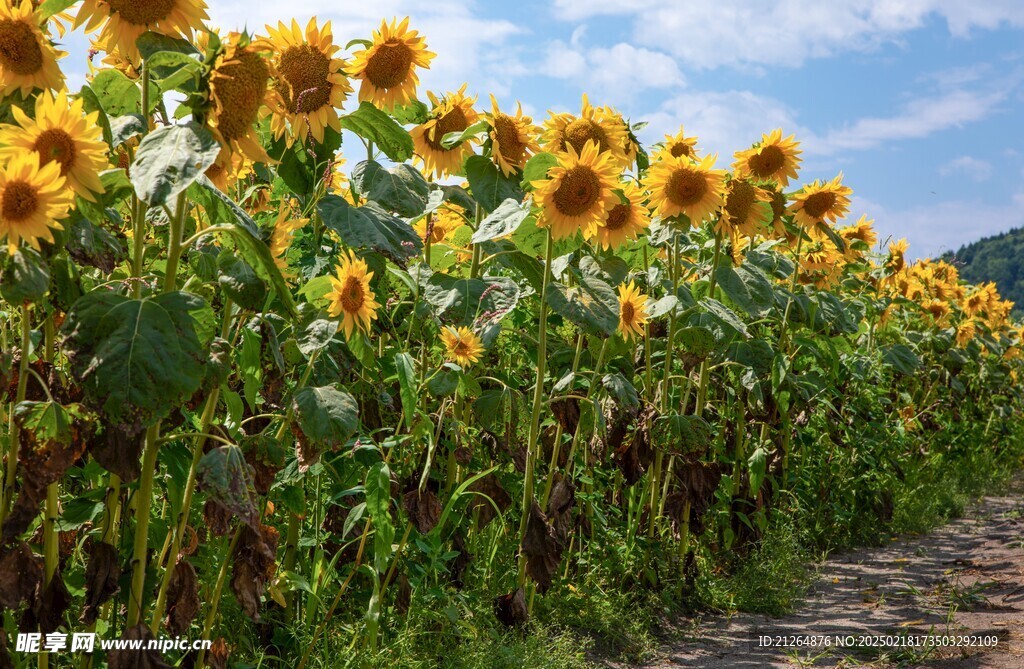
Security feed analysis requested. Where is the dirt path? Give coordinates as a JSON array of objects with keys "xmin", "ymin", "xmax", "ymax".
[{"xmin": 643, "ymin": 489, "xmax": 1024, "ymax": 668}]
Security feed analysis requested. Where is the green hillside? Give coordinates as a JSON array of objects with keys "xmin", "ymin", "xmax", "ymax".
[{"xmin": 943, "ymin": 227, "xmax": 1024, "ymax": 315}]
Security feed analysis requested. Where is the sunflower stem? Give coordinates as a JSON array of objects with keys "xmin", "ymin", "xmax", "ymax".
[{"xmin": 0, "ymin": 304, "xmax": 31, "ymax": 526}]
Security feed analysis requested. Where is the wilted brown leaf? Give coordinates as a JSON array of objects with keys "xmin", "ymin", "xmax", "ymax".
[
  {"xmin": 108, "ymin": 625, "xmax": 172, "ymax": 669},
  {"xmin": 521, "ymin": 501, "xmax": 562, "ymax": 593},
  {"xmin": 0, "ymin": 541, "xmax": 42, "ymax": 609},
  {"xmin": 81, "ymin": 540, "xmax": 121, "ymax": 625},
  {"xmin": 207, "ymin": 638, "xmax": 230, "ymax": 669},
  {"xmin": 230, "ymin": 524, "xmax": 279, "ymax": 621},
  {"xmin": 493, "ymin": 587, "xmax": 529, "ymax": 628},
  {"xmin": 467, "ymin": 473, "xmax": 511, "ymax": 528},
  {"xmin": 22, "ymin": 568, "xmax": 72, "ymax": 634},
  {"xmin": 165, "ymin": 560, "xmax": 200, "ymax": 635},
  {"xmin": 204, "ymin": 499, "xmax": 234, "ymax": 538},
  {"xmin": 402, "ymin": 487, "xmax": 441, "ymax": 535},
  {"xmin": 550, "ymin": 397, "xmax": 580, "ymax": 434}
]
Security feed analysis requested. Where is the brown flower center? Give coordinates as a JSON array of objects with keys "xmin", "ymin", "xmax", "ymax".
[
  {"xmin": 493, "ymin": 113, "xmax": 524, "ymax": 164},
  {"xmin": 747, "ymin": 144, "xmax": 785, "ymax": 178},
  {"xmin": 364, "ymin": 39, "xmax": 413, "ymax": 89},
  {"xmin": 277, "ymin": 45, "xmax": 331, "ymax": 114},
  {"xmin": 666, "ymin": 167, "xmax": 707, "ymax": 208},
  {"xmin": 214, "ymin": 47, "xmax": 270, "ymax": 141},
  {"xmin": 0, "ymin": 18, "xmax": 43, "ymax": 75},
  {"xmin": 562, "ymin": 118, "xmax": 609, "ymax": 154},
  {"xmin": 107, "ymin": 0, "xmax": 177, "ymax": 26},
  {"xmin": 552, "ymin": 165, "xmax": 601, "ymax": 217},
  {"xmin": 604, "ymin": 202, "xmax": 630, "ymax": 231},
  {"xmin": 33, "ymin": 128, "xmax": 76, "ymax": 175},
  {"xmin": 2, "ymin": 180, "xmax": 39, "ymax": 222},
  {"xmin": 724, "ymin": 180, "xmax": 757, "ymax": 224},
  {"xmin": 621, "ymin": 300, "xmax": 635, "ymax": 324},
  {"xmin": 451, "ymin": 338, "xmax": 470, "ymax": 357},
  {"xmin": 802, "ymin": 191, "xmax": 837, "ymax": 220},
  {"xmin": 669, "ymin": 142, "xmax": 692, "ymax": 158},
  {"xmin": 340, "ymin": 275, "xmax": 365, "ymax": 313},
  {"xmin": 425, "ymin": 104, "xmax": 469, "ymax": 152}
]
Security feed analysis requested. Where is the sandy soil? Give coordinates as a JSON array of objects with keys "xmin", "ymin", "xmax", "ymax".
[{"xmin": 637, "ymin": 487, "xmax": 1024, "ymax": 668}]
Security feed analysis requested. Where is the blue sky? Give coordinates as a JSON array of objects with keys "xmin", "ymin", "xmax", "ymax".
[{"xmin": 59, "ymin": 0, "xmax": 1024, "ymax": 259}]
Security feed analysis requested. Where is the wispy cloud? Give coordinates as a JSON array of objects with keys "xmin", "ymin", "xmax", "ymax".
[
  {"xmin": 940, "ymin": 156, "xmax": 993, "ymax": 182},
  {"xmin": 540, "ymin": 40, "xmax": 685, "ymax": 105}
]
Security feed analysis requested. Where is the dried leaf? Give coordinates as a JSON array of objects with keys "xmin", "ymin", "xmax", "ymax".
[
  {"xmin": 204, "ymin": 499, "xmax": 233, "ymax": 537},
  {"xmin": 402, "ymin": 488, "xmax": 441, "ymax": 535},
  {"xmin": 521, "ymin": 501, "xmax": 563, "ymax": 593},
  {"xmin": 165, "ymin": 560, "xmax": 200, "ymax": 635},
  {"xmin": 207, "ymin": 638, "xmax": 230, "ymax": 669},
  {"xmin": 23, "ymin": 569, "xmax": 71, "ymax": 634},
  {"xmin": 108, "ymin": 625, "xmax": 172, "ymax": 669},
  {"xmin": 493, "ymin": 587, "xmax": 529, "ymax": 628},
  {"xmin": 81, "ymin": 541, "xmax": 121, "ymax": 625},
  {"xmin": 467, "ymin": 473, "xmax": 511, "ymax": 528},
  {"xmin": 0, "ymin": 541, "xmax": 42, "ymax": 609},
  {"xmin": 230, "ymin": 524, "xmax": 279, "ymax": 621}
]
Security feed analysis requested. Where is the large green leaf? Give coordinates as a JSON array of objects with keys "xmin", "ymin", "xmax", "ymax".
[
  {"xmin": 651, "ymin": 414, "xmax": 712, "ymax": 455},
  {"xmin": 520, "ymin": 152, "xmax": 558, "ymax": 189},
  {"xmin": 546, "ymin": 275, "xmax": 619, "ymax": 336},
  {"xmin": 351, "ymin": 160, "xmax": 429, "ymax": 218},
  {"xmin": 341, "ymin": 101, "xmax": 414, "ymax": 162},
  {"xmin": 714, "ymin": 263, "xmax": 775, "ymax": 318},
  {"xmin": 365, "ymin": 462, "xmax": 395, "ymax": 573},
  {"xmin": 291, "ymin": 385, "xmax": 360, "ymax": 450},
  {"xmin": 464, "ymin": 155, "xmax": 524, "ymax": 212},
  {"xmin": 217, "ymin": 252, "xmax": 267, "ymax": 310},
  {"xmin": 0, "ymin": 248, "xmax": 49, "ymax": 305},
  {"xmin": 421, "ymin": 272, "xmax": 520, "ymax": 326},
  {"xmin": 61, "ymin": 291, "xmax": 207, "ymax": 429},
  {"xmin": 131, "ymin": 122, "xmax": 220, "ymax": 207},
  {"xmin": 882, "ymin": 343, "xmax": 921, "ymax": 375},
  {"xmin": 471, "ymin": 199, "xmax": 530, "ymax": 243},
  {"xmin": 196, "ymin": 445, "xmax": 259, "ymax": 529},
  {"xmin": 318, "ymin": 195, "xmax": 422, "ymax": 264},
  {"xmin": 395, "ymin": 353, "xmax": 417, "ymax": 428}
]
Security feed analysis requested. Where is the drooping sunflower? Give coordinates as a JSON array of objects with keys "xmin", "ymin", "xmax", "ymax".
[
  {"xmin": 204, "ymin": 149, "xmax": 252, "ymax": 193},
  {"xmin": 75, "ymin": 0, "xmax": 208, "ymax": 62},
  {"xmin": 207, "ymin": 32, "xmax": 274, "ymax": 163},
  {"xmin": 732, "ymin": 129, "xmax": 802, "ymax": 187},
  {"xmin": 440, "ymin": 326, "xmax": 484, "ymax": 367},
  {"xmin": 923, "ymin": 298, "xmax": 951, "ymax": 325},
  {"xmin": 269, "ymin": 203, "xmax": 308, "ymax": 277},
  {"xmin": 487, "ymin": 95, "xmax": 540, "ymax": 176},
  {"xmin": 532, "ymin": 139, "xmax": 621, "ymax": 240},
  {"xmin": 347, "ymin": 17, "xmax": 435, "ymax": 110},
  {"xmin": 655, "ymin": 127, "xmax": 699, "ymax": 161},
  {"xmin": 837, "ymin": 215, "xmax": 877, "ymax": 259},
  {"xmin": 265, "ymin": 18, "xmax": 352, "ymax": 145},
  {"xmin": 542, "ymin": 94, "xmax": 628, "ymax": 165},
  {"xmin": 0, "ymin": 0, "xmax": 65, "ymax": 96},
  {"xmin": 411, "ymin": 85, "xmax": 479, "ymax": 178},
  {"xmin": 617, "ymin": 281, "xmax": 649, "ymax": 342},
  {"xmin": 886, "ymin": 238, "xmax": 909, "ymax": 273},
  {"xmin": 717, "ymin": 178, "xmax": 770, "ymax": 237},
  {"xmin": 956, "ymin": 318, "xmax": 977, "ymax": 348},
  {"xmin": 326, "ymin": 249, "xmax": 380, "ymax": 340},
  {"xmin": 0, "ymin": 154, "xmax": 73, "ymax": 253},
  {"xmin": 0, "ymin": 90, "xmax": 108, "ymax": 203},
  {"xmin": 591, "ymin": 180, "xmax": 650, "ymax": 250},
  {"xmin": 413, "ymin": 204, "xmax": 466, "ymax": 245},
  {"xmin": 644, "ymin": 154, "xmax": 727, "ymax": 225},
  {"xmin": 788, "ymin": 173, "xmax": 852, "ymax": 228}
]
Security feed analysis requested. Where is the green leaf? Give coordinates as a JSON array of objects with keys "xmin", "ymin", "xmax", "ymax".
[
  {"xmin": 748, "ymin": 446, "xmax": 768, "ymax": 494},
  {"xmin": 426, "ymin": 364, "xmax": 460, "ymax": 398},
  {"xmin": 318, "ymin": 195, "xmax": 422, "ymax": 264},
  {"xmin": 108, "ymin": 114, "xmax": 146, "ymax": 147},
  {"xmin": 421, "ymin": 272, "xmax": 520, "ymax": 326},
  {"xmin": 64, "ymin": 214, "xmax": 125, "ymax": 273},
  {"xmin": 291, "ymin": 385, "xmax": 360, "ymax": 450},
  {"xmin": 351, "ymin": 161, "xmax": 429, "ymax": 218},
  {"xmin": 39, "ymin": 0, "xmax": 77, "ymax": 19},
  {"xmin": 521, "ymin": 152, "xmax": 558, "ymax": 189},
  {"xmin": 714, "ymin": 263, "xmax": 775, "ymax": 318},
  {"xmin": 61, "ymin": 291, "xmax": 207, "ymax": 429},
  {"xmin": 136, "ymin": 32, "xmax": 201, "ymax": 60},
  {"xmin": 296, "ymin": 318, "xmax": 338, "ymax": 358},
  {"xmin": 699, "ymin": 297, "xmax": 749, "ymax": 339},
  {"xmin": 13, "ymin": 400, "xmax": 85, "ymax": 444},
  {"xmin": 131, "ymin": 122, "xmax": 220, "ymax": 207},
  {"xmin": 647, "ymin": 295, "xmax": 679, "ymax": 319},
  {"xmin": 217, "ymin": 252, "xmax": 267, "ymax": 310},
  {"xmin": 365, "ymin": 462, "xmax": 395, "ymax": 573},
  {"xmin": 464, "ymin": 155, "xmax": 524, "ymax": 212},
  {"xmin": 883, "ymin": 343, "xmax": 921, "ymax": 375},
  {"xmin": 602, "ymin": 373, "xmax": 639, "ymax": 409},
  {"xmin": 471, "ymin": 198, "xmax": 530, "ymax": 243},
  {"xmin": 677, "ymin": 326, "xmax": 717, "ymax": 358},
  {"xmin": 395, "ymin": 353, "xmax": 417, "ymax": 428},
  {"xmin": 90, "ymin": 68, "xmax": 158, "ymax": 116},
  {"xmin": 546, "ymin": 275, "xmax": 619, "ymax": 336},
  {"xmin": 440, "ymin": 119, "xmax": 488, "ymax": 149},
  {"xmin": 0, "ymin": 248, "xmax": 49, "ymax": 304},
  {"xmin": 341, "ymin": 101, "xmax": 414, "ymax": 162},
  {"xmin": 76, "ymin": 85, "xmax": 113, "ymax": 148},
  {"xmin": 196, "ymin": 445, "xmax": 259, "ymax": 528},
  {"xmin": 651, "ymin": 414, "xmax": 712, "ymax": 455},
  {"xmin": 391, "ymin": 100, "xmax": 429, "ymax": 125},
  {"xmin": 146, "ymin": 50, "xmax": 203, "ymax": 93}
]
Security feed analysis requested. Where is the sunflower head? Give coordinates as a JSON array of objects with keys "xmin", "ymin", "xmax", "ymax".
[
  {"xmin": 617, "ymin": 281, "xmax": 649, "ymax": 342},
  {"xmin": 411, "ymin": 84, "xmax": 479, "ymax": 178},
  {"xmin": 732, "ymin": 129, "xmax": 802, "ymax": 187},
  {"xmin": 265, "ymin": 18, "xmax": 352, "ymax": 145},
  {"xmin": 0, "ymin": 89, "xmax": 110, "ymax": 202},
  {"xmin": 838, "ymin": 215, "xmax": 877, "ymax": 260},
  {"xmin": 591, "ymin": 180, "xmax": 650, "ymax": 250},
  {"xmin": 75, "ymin": 0, "xmax": 209, "ymax": 62},
  {"xmin": 532, "ymin": 139, "xmax": 621, "ymax": 240},
  {"xmin": 542, "ymin": 94, "xmax": 629, "ymax": 165},
  {"xmin": 440, "ymin": 326, "xmax": 484, "ymax": 367},
  {"xmin": 347, "ymin": 17, "xmax": 435, "ymax": 110},
  {"xmin": 656, "ymin": 128, "xmax": 699, "ymax": 161},
  {"xmin": 208, "ymin": 31, "xmax": 274, "ymax": 162},
  {"xmin": 326, "ymin": 249, "xmax": 380, "ymax": 340},
  {"xmin": 717, "ymin": 178, "xmax": 770, "ymax": 237},
  {"xmin": 413, "ymin": 204, "xmax": 466, "ymax": 245},
  {"xmin": 788, "ymin": 173, "xmax": 852, "ymax": 228},
  {"xmin": 0, "ymin": 153, "xmax": 74, "ymax": 253},
  {"xmin": 887, "ymin": 238, "xmax": 909, "ymax": 273},
  {"xmin": 0, "ymin": 0, "xmax": 65, "ymax": 96},
  {"xmin": 644, "ymin": 153, "xmax": 727, "ymax": 226},
  {"xmin": 487, "ymin": 95, "xmax": 540, "ymax": 177},
  {"xmin": 269, "ymin": 202, "xmax": 308, "ymax": 278},
  {"xmin": 956, "ymin": 318, "xmax": 977, "ymax": 348}
]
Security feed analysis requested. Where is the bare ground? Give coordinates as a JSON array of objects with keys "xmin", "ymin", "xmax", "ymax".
[{"xmin": 635, "ymin": 487, "xmax": 1024, "ymax": 668}]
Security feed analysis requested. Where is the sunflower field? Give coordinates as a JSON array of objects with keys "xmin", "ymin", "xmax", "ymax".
[{"xmin": 1, "ymin": 2, "xmax": 1023, "ymax": 668}]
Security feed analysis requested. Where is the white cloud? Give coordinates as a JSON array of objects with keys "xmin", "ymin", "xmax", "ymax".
[
  {"xmin": 552, "ymin": 0, "xmax": 1024, "ymax": 69},
  {"xmin": 940, "ymin": 156, "xmax": 993, "ymax": 182},
  {"xmin": 540, "ymin": 40, "xmax": 685, "ymax": 105}
]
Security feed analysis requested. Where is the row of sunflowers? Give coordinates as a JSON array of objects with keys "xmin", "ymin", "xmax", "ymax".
[{"xmin": 1, "ymin": 1, "xmax": 1022, "ymax": 667}]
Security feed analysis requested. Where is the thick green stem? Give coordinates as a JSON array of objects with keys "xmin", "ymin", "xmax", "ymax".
[
  {"xmin": 1, "ymin": 305, "xmax": 31, "ymax": 525},
  {"xmin": 196, "ymin": 527, "xmax": 242, "ymax": 669},
  {"xmin": 469, "ymin": 204, "xmax": 483, "ymax": 278},
  {"xmin": 125, "ymin": 425, "xmax": 160, "ymax": 627}
]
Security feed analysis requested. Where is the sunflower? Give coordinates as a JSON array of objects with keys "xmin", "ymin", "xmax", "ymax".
[
  {"xmin": 0, "ymin": 0, "xmax": 65, "ymax": 96},
  {"xmin": 838, "ymin": 215, "xmax": 877, "ymax": 259},
  {"xmin": 532, "ymin": 139, "xmax": 621, "ymax": 241},
  {"xmin": 411, "ymin": 85, "xmax": 479, "ymax": 178},
  {"xmin": 269, "ymin": 203, "xmax": 308, "ymax": 277},
  {"xmin": 204, "ymin": 149, "xmax": 252, "ymax": 193},
  {"xmin": 655, "ymin": 127, "xmax": 699, "ymax": 161},
  {"xmin": 75, "ymin": 0, "xmax": 208, "ymax": 62},
  {"xmin": 413, "ymin": 204, "xmax": 466, "ymax": 245},
  {"xmin": 732, "ymin": 129, "xmax": 802, "ymax": 187},
  {"xmin": 591, "ymin": 180, "xmax": 649, "ymax": 250},
  {"xmin": 717, "ymin": 178, "xmax": 770, "ymax": 237},
  {"xmin": 0, "ymin": 154, "xmax": 73, "ymax": 253},
  {"xmin": 886, "ymin": 238, "xmax": 909, "ymax": 273},
  {"xmin": 956, "ymin": 318, "xmax": 977, "ymax": 348},
  {"xmin": 440, "ymin": 326, "xmax": 484, "ymax": 367},
  {"xmin": 208, "ymin": 32, "xmax": 274, "ymax": 163},
  {"xmin": 542, "ymin": 94, "xmax": 628, "ymax": 165},
  {"xmin": 0, "ymin": 90, "xmax": 108, "ymax": 204},
  {"xmin": 788, "ymin": 173, "xmax": 852, "ymax": 228},
  {"xmin": 645, "ymin": 154, "xmax": 727, "ymax": 226},
  {"xmin": 326, "ymin": 249, "xmax": 380, "ymax": 340},
  {"xmin": 487, "ymin": 95, "xmax": 540, "ymax": 176},
  {"xmin": 347, "ymin": 17, "xmax": 435, "ymax": 110},
  {"xmin": 923, "ymin": 298, "xmax": 951, "ymax": 325},
  {"xmin": 265, "ymin": 18, "xmax": 352, "ymax": 145},
  {"xmin": 617, "ymin": 281, "xmax": 649, "ymax": 342}
]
